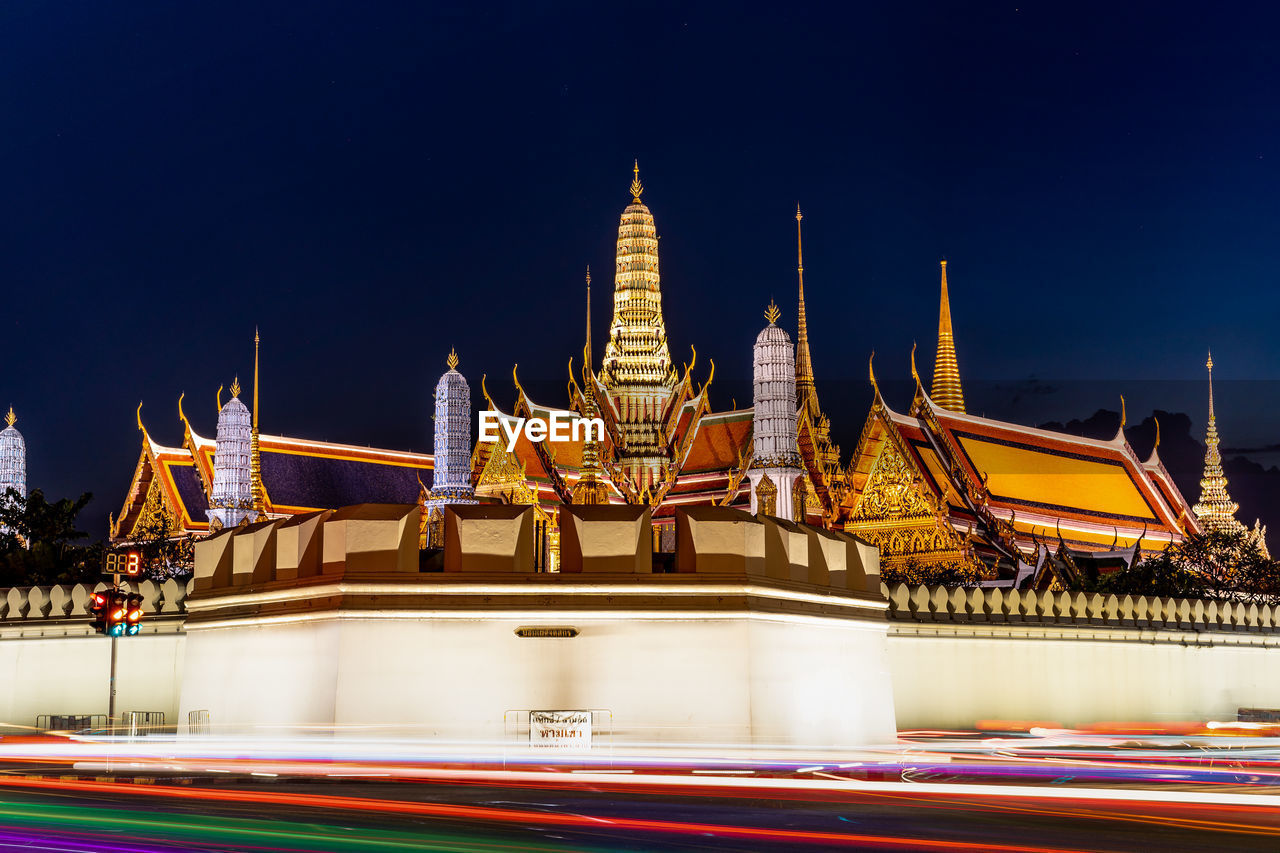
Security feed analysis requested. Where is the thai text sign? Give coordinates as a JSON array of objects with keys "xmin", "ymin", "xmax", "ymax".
[{"xmin": 530, "ymin": 710, "xmax": 592, "ymax": 748}]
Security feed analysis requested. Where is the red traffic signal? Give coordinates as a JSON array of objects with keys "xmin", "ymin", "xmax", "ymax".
[
  {"xmin": 89, "ymin": 587, "xmax": 144, "ymax": 637},
  {"xmin": 88, "ymin": 590, "xmax": 109, "ymax": 635}
]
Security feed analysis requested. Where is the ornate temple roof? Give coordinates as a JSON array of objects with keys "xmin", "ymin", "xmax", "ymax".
[
  {"xmin": 844, "ymin": 370, "xmax": 1196, "ymax": 561},
  {"xmin": 114, "ymin": 412, "xmax": 433, "ymax": 540}
]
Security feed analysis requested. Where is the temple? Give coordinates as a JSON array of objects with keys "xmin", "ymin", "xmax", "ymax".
[
  {"xmin": 0, "ymin": 408, "xmax": 26, "ymax": 502},
  {"xmin": 1192, "ymin": 353, "xmax": 1269, "ymax": 556},
  {"xmin": 838, "ymin": 262, "xmax": 1198, "ymax": 586},
  {"xmin": 112, "ymin": 165, "xmax": 1214, "ymax": 590},
  {"xmin": 0, "ymin": 407, "xmax": 26, "ymax": 538},
  {"xmin": 112, "ymin": 335, "xmax": 435, "ymax": 543}
]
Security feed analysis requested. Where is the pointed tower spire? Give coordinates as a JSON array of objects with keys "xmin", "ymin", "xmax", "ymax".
[
  {"xmin": 931, "ymin": 260, "xmax": 966, "ymax": 412},
  {"xmin": 794, "ymin": 204, "xmax": 819, "ymax": 414},
  {"xmin": 600, "ymin": 160, "xmax": 677, "ymax": 494},
  {"xmin": 1193, "ymin": 351, "xmax": 1243, "ymax": 534},
  {"xmin": 573, "ymin": 267, "xmax": 609, "ymax": 505},
  {"xmin": 250, "ymin": 327, "xmax": 265, "ymax": 516},
  {"xmin": 584, "ymin": 265, "xmax": 592, "ymax": 369}
]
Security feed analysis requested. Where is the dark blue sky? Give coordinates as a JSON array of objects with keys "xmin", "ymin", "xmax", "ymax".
[{"xmin": 2, "ymin": 2, "xmax": 1277, "ymax": 537}]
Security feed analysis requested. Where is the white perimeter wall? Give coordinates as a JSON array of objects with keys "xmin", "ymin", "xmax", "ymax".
[
  {"xmin": 0, "ymin": 633, "xmax": 184, "ymax": 731},
  {"xmin": 179, "ymin": 614, "xmax": 897, "ymax": 746},
  {"xmin": 889, "ymin": 626, "xmax": 1280, "ymax": 729}
]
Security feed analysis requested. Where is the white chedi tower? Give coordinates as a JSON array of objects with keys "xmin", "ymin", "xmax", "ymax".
[
  {"xmin": 424, "ymin": 350, "xmax": 476, "ymax": 544},
  {"xmin": 0, "ymin": 407, "xmax": 26, "ymax": 502},
  {"xmin": 0, "ymin": 408, "xmax": 25, "ymax": 540},
  {"xmin": 747, "ymin": 303, "xmax": 804, "ymax": 520},
  {"xmin": 207, "ymin": 378, "xmax": 258, "ymax": 529}
]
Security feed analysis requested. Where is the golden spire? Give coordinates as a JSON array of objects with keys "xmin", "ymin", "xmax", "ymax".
[
  {"xmin": 765, "ymin": 299, "xmax": 780, "ymax": 325},
  {"xmin": 230, "ymin": 376, "xmax": 241, "ymax": 398},
  {"xmin": 252, "ymin": 328, "xmax": 260, "ymax": 431},
  {"xmin": 250, "ymin": 328, "xmax": 265, "ymax": 516},
  {"xmin": 573, "ymin": 266, "xmax": 609, "ymax": 505},
  {"xmin": 1193, "ymin": 350, "xmax": 1242, "ymax": 534},
  {"xmin": 794, "ymin": 204, "xmax": 818, "ymax": 413},
  {"xmin": 601, "ymin": 159, "xmax": 676, "ymax": 495},
  {"xmin": 930, "ymin": 260, "xmax": 966, "ymax": 412},
  {"xmin": 447, "ymin": 348, "xmax": 459, "ymax": 371},
  {"xmin": 4, "ymin": 407, "xmax": 14, "ymax": 428},
  {"xmin": 630, "ymin": 160, "xmax": 644, "ymax": 203}
]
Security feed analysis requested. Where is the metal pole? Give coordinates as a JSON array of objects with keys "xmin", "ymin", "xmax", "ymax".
[
  {"xmin": 108, "ymin": 634, "xmax": 118, "ymax": 733},
  {"xmin": 108, "ymin": 570, "xmax": 120, "ymax": 734}
]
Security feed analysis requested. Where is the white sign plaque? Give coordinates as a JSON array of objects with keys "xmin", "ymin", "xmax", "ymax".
[{"xmin": 530, "ymin": 710, "xmax": 592, "ymax": 748}]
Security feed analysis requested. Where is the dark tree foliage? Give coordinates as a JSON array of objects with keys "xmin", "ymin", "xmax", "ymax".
[
  {"xmin": 0, "ymin": 488, "xmax": 102, "ymax": 586},
  {"xmin": 882, "ymin": 556, "xmax": 981, "ymax": 588},
  {"xmin": 128, "ymin": 508, "xmax": 194, "ymax": 580},
  {"xmin": 1095, "ymin": 530, "xmax": 1280, "ymax": 604}
]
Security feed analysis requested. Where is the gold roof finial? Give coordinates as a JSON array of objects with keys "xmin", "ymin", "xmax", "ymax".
[
  {"xmin": 230, "ymin": 376, "xmax": 241, "ymax": 398},
  {"xmin": 136, "ymin": 401, "xmax": 145, "ymax": 434},
  {"xmin": 764, "ymin": 299, "xmax": 780, "ymax": 325},
  {"xmin": 4, "ymin": 407, "xmax": 14, "ymax": 428},
  {"xmin": 447, "ymin": 348, "xmax": 459, "ymax": 370},
  {"xmin": 630, "ymin": 159, "xmax": 644, "ymax": 202}
]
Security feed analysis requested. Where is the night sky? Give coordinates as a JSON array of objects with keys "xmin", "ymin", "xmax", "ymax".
[{"xmin": 3, "ymin": 2, "xmax": 1278, "ymax": 539}]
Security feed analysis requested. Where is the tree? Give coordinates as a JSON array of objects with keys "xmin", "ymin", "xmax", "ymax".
[
  {"xmin": 882, "ymin": 556, "xmax": 981, "ymax": 587},
  {"xmin": 1098, "ymin": 530, "xmax": 1280, "ymax": 604},
  {"xmin": 128, "ymin": 506, "xmax": 194, "ymax": 580},
  {"xmin": 0, "ymin": 488, "xmax": 99, "ymax": 586}
]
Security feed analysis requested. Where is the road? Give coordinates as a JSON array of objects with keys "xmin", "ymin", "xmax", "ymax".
[
  {"xmin": 1, "ymin": 770, "xmax": 1279, "ymax": 851},
  {"xmin": 2, "ymin": 729, "xmax": 1279, "ymax": 850}
]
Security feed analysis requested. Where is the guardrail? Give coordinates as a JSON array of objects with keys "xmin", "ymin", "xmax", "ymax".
[
  {"xmin": 36, "ymin": 714, "xmax": 108, "ymax": 733},
  {"xmin": 883, "ymin": 583, "xmax": 1280, "ymax": 632}
]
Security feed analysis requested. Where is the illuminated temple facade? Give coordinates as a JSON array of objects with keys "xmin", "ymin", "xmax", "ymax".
[{"xmin": 115, "ymin": 165, "xmax": 1221, "ymax": 587}]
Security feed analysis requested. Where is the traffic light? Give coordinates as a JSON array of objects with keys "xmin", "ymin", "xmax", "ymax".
[
  {"xmin": 125, "ymin": 592, "xmax": 144, "ymax": 636},
  {"xmin": 88, "ymin": 590, "xmax": 109, "ymax": 635},
  {"xmin": 106, "ymin": 589, "xmax": 128, "ymax": 637},
  {"xmin": 89, "ymin": 585, "xmax": 143, "ymax": 637}
]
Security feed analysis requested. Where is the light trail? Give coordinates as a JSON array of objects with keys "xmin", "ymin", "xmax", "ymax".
[{"xmin": 0, "ymin": 776, "xmax": 1110, "ymax": 852}]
